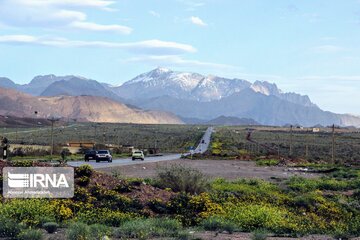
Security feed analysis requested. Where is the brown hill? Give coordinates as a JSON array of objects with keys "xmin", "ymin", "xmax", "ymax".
[{"xmin": 0, "ymin": 87, "xmax": 182, "ymax": 124}]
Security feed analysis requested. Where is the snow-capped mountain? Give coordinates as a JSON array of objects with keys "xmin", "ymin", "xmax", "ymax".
[
  {"xmin": 114, "ymin": 67, "xmax": 204, "ymax": 100},
  {"xmin": 190, "ymin": 75, "xmax": 251, "ymax": 101},
  {"xmin": 250, "ymin": 81, "xmax": 317, "ymax": 107},
  {"xmin": 3, "ymin": 67, "xmax": 360, "ymax": 127},
  {"xmin": 114, "ymin": 67, "xmax": 316, "ymax": 107}
]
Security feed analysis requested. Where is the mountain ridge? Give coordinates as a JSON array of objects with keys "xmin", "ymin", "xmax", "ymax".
[
  {"xmin": 0, "ymin": 87, "xmax": 182, "ymax": 124},
  {"xmin": 1, "ymin": 67, "xmax": 359, "ymax": 127}
]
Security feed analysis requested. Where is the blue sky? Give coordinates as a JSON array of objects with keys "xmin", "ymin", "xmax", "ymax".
[{"xmin": 0, "ymin": 0, "xmax": 360, "ymax": 114}]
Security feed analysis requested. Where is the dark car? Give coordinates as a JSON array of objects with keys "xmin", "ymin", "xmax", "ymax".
[
  {"xmin": 84, "ymin": 150, "xmax": 97, "ymax": 162},
  {"xmin": 95, "ymin": 150, "xmax": 113, "ymax": 163}
]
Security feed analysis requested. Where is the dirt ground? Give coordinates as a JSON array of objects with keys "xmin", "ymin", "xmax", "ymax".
[{"xmin": 98, "ymin": 159, "xmax": 320, "ymax": 180}]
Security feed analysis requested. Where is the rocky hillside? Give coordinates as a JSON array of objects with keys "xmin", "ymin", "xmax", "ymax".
[{"xmin": 0, "ymin": 87, "xmax": 182, "ymax": 124}]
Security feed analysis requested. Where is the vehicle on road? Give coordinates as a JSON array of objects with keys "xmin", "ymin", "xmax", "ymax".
[
  {"xmin": 132, "ymin": 150, "xmax": 145, "ymax": 161},
  {"xmin": 95, "ymin": 150, "xmax": 113, "ymax": 163},
  {"xmin": 84, "ymin": 150, "xmax": 97, "ymax": 162}
]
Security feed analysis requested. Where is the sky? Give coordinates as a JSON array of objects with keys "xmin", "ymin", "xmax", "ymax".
[{"xmin": 0, "ymin": 0, "xmax": 360, "ymax": 115}]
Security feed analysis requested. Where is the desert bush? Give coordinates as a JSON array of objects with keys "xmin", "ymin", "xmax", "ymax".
[
  {"xmin": 201, "ymin": 216, "xmax": 237, "ymax": 233},
  {"xmin": 256, "ymin": 159, "xmax": 279, "ymax": 166},
  {"xmin": 167, "ymin": 192, "xmax": 223, "ymax": 226},
  {"xmin": 43, "ymin": 222, "xmax": 59, "ymax": 234},
  {"xmin": 113, "ymin": 218, "xmax": 182, "ymax": 239},
  {"xmin": 222, "ymin": 203, "xmax": 299, "ymax": 233},
  {"xmin": 148, "ymin": 198, "xmax": 168, "ymax": 214},
  {"xmin": 49, "ymin": 200, "xmax": 74, "ymax": 222},
  {"xmin": 88, "ymin": 185, "xmax": 135, "ymax": 211},
  {"xmin": 66, "ymin": 222, "xmax": 91, "ymax": 240},
  {"xmin": 0, "ymin": 217, "xmax": 22, "ymax": 238},
  {"xmin": 0, "ymin": 199, "xmax": 56, "ymax": 227},
  {"xmin": 76, "ymin": 208, "xmax": 136, "ymax": 227},
  {"xmin": 155, "ymin": 164, "xmax": 209, "ymax": 194},
  {"xmin": 17, "ymin": 229, "xmax": 43, "ymax": 240},
  {"xmin": 75, "ymin": 164, "xmax": 93, "ymax": 178},
  {"xmin": 211, "ymin": 178, "xmax": 288, "ymax": 205},
  {"xmin": 89, "ymin": 224, "xmax": 112, "ymax": 239},
  {"xmin": 251, "ymin": 229, "xmax": 269, "ymax": 240},
  {"xmin": 286, "ymin": 176, "xmax": 358, "ymax": 192},
  {"xmin": 77, "ymin": 176, "xmax": 90, "ymax": 186}
]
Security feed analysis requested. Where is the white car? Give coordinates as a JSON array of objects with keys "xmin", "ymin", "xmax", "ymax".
[{"xmin": 95, "ymin": 150, "xmax": 113, "ymax": 163}]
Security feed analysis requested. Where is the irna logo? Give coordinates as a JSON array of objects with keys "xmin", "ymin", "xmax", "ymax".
[
  {"xmin": 3, "ymin": 167, "xmax": 74, "ymax": 198},
  {"xmin": 7, "ymin": 172, "xmax": 69, "ymax": 188}
]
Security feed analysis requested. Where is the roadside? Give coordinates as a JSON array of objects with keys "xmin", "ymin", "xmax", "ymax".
[{"xmin": 98, "ymin": 159, "xmax": 320, "ymax": 180}]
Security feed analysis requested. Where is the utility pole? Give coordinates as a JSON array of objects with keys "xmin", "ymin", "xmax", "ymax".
[
  {"xmin": 332, "ymin": 124, "xmax": 335, "ymax": 164},
  {"xmin": 289, "ymin": 125, "xmax": 293, "ymax": 156},
  {"xmin": 48, "ymin": 117, "xmax": 60, "ymax": 158}
]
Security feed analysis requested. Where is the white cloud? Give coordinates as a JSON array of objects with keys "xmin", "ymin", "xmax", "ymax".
[
  {"xmin": 13, "ymin": 0, "xmax": 115, "ymax": 9},
  {"xmin": 149, "ymin": 10, "xmax": 160, "ymax": 18},
  {"xmin": 0, "ymin": 0, "xmax": 129, "ymax": 33},
  {"xmin": 0, "ymin": 35, "xmax": 196, "ymax": 55},
  {"xmin": 312, "ymin": 45, "xmax": 345, "ymax": 53},
  {"xmin": 189, "ymin": 16, "xmax": 207, "ymax": 26},
  {"xmin": 177, "ymin": 0, "xmax": 205, "ymax": 11},
  {"xmin": 70, "ymin": 21, "xmax": 132, "ymax": 34}
]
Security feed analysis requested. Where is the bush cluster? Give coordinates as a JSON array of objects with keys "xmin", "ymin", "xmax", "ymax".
[{"xmin": 155, "ymin": 164, "xmax": 209, "ymax": 194}]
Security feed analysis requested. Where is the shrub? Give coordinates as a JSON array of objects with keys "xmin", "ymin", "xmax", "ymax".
[
  {"xmin": 89, "ymin": 224, "xmax": 112, "ymax": 239},
  {"xmin": 222, "ymin": 203, "xmax": 299, "ymax": 233},
  {"xmin": 148, "ymin": 198, "xmax": 168, "ymax": 214},
  {"xmin": 251, "ymin": 229, "xmax": 269, "ymax": 240},
  {"xmin": 43, "ymin": 222, "xmax": 59, "ymax": 234},
  {"xmin": 75, "ymin": 165, "xmax": 93, "ymax": 178},
  {"xmin": 176, "ymin": 231, "xmax": 191, "ymax": 240},
  {"xmin": 155, "ymin": 164, "xmax": 209, "ymax": 194},
  {"xmin": 167, "ymin": 192, "xmax": 223, "ymax": 226},
  {"xmin": 0, "ymin": 217, "xmax": 22, "ymax": 238},
  {"xmin": 10, "ymin": 160, "xmax": 33, "ymax": 167},
  {"xmin": 256, "ymin": 159, "xmax": 279, "ymax": 166},
  {"xmin": 0, "ymin": 199, "xmax": 56, "ymax": 227},
  {"xmin": 66, "ymin": 222, "xmax": 91, "ymax": 240},
  {"xmin": 17, "ymin": 229, "xmax": 43, "ymax": 240},
  {"xmin": 76, "ymin": 208, "xmax": 136, "ymax": 227},
  {"xmin": 286, "ymin": 176, "xmax": 360, "ymax": 193},
  {"xmin": 114, "ymin": 218, "xmax": 182, "ymax": 239},
  {"xmin": 77, "ymin": 176, "xmax": 90, "ymax": 186},
  {"xmin": 211, "ymin": 178, "xmax": 288, "ymax": 205},
  {"xmin": 201, "ymin": 216, "xmax": 236, "ymax": 233}
]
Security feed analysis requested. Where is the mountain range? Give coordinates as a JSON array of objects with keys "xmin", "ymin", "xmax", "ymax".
[
  {"xmin": 0, "ymin": 87, "xmax": 182, "ymax": 124},
  {"xmin": 1, "ymin": 67, "xmax": 360, "ymax": 127}
]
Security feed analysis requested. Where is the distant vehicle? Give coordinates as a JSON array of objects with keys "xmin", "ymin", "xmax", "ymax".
[
  {"xmin": 201, "ymin": 140, "xmax": 205, "ymax": 144},
  {"xmin": 84, "ymin": 150, "xmax": 97, "ymax": 162},
  {"xmin": 132, "ymin": 150, "xmax": 144, "ymax": 161},
  {"xmin": 95, "ymin": 150, "xmax": 113, "ymax": 163}
]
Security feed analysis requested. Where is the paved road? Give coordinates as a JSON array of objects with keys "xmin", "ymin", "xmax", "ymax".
[
  {"xmin": 192, "ymin": 127, "xmax": 213, "ymax": 154},
  {"xmin": 68, "ymin": 127, "xmax": 214, "ymax": 169},
  {"xmin": 68, "ymin": 153, "xmax": 182, "ymax": 169}
]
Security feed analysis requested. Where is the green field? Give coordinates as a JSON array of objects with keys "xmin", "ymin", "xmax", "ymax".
[
  {"xmin": 210, "ymin": 126, "xmax": 360, "ymax": 164},
  {"xmin": 1, "ymin": 123, "xmax": 207, "ymax": 153}
]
